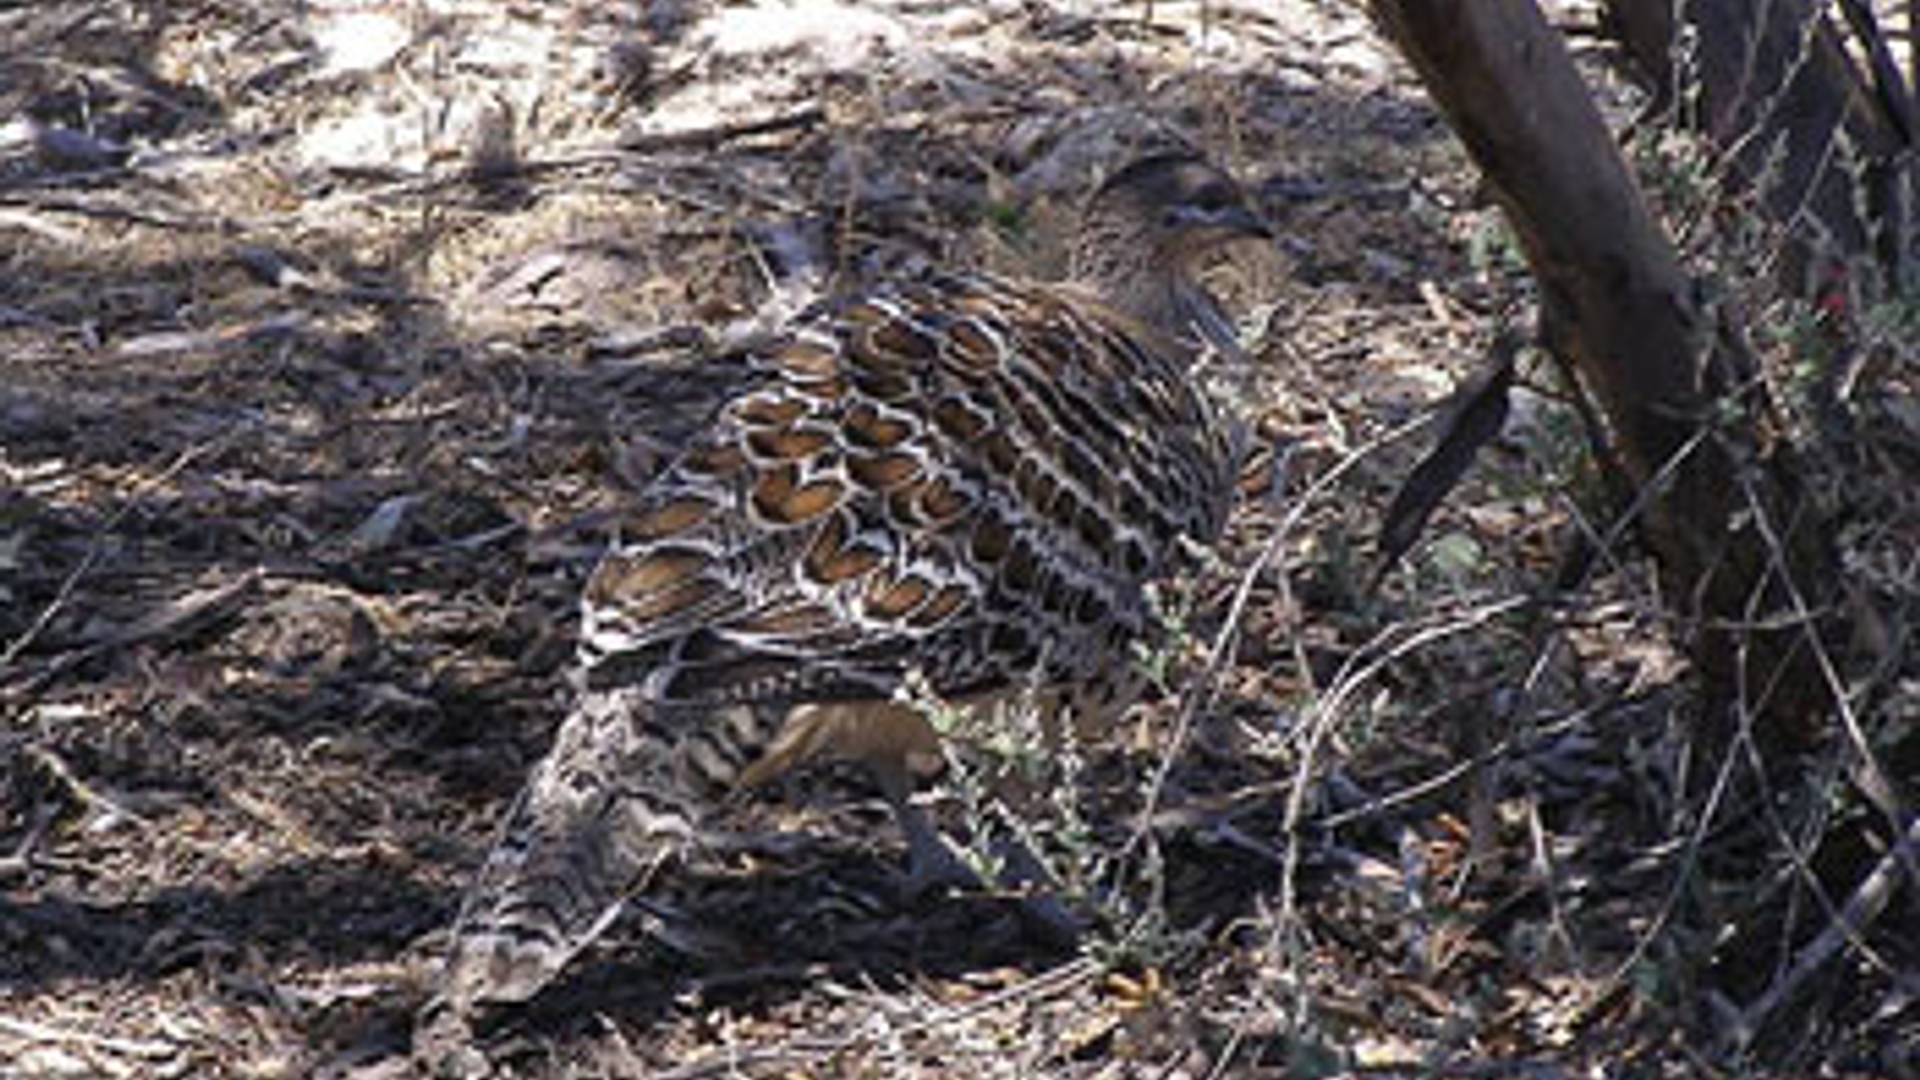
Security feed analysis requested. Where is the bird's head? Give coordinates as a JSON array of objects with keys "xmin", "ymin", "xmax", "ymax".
[{"xmin": 1069, "ymin": 152, "xmax": 1272, "ymax": 350}]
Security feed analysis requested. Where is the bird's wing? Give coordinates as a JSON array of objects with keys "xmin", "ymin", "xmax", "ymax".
[{"xmin": 577, "ymin": 272, "xmax": 1232, "ymax": 709}]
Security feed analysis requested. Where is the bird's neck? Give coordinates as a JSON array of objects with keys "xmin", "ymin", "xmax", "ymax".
[{"xmin": 1092, "ymin": 270, "xmax": 1242, "ymax": 365}]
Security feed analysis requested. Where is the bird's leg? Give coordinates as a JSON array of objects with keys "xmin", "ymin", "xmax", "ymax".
[
  {"xmin": 873, "ymin": 761, "xmax": 984, "ymax": 899},
  {"xmin": 750, "ymin": 694, "xmax": 1083, "ymax": 939},
  {"xmin": 744, "ymin": 699, "xmax": 980, "ymax": 898},
  {"xmin": 983, "ymin": 826, "xmax": 1085, "ymax": 947}
]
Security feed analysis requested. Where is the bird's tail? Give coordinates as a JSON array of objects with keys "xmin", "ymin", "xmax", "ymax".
[{"xmin": 437, "ymin": 687, "xmax": 712, "ymax": 1011}]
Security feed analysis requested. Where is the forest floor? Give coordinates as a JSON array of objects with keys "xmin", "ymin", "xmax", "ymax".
[{"xmin": 2, "ymin": 1, "xmax": 1913, "ymax": 1077}]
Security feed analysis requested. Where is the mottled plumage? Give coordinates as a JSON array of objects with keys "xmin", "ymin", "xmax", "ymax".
[{"xmin": 438, "ymin": 152, "xmax": 1270, "ymax": 1011}]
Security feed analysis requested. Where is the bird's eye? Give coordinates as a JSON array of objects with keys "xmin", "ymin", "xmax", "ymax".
[
  {"xmin": 1189, "ymin": 184, "xmax": 1233, "ymax": 212},
  {"xmin": 1165, "ymin": 184, "xmax": 1236, "ymax": 230}
]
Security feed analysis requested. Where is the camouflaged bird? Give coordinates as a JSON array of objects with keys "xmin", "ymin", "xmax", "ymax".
[{"xmin": 439, "ymin": 152, "xmax": 1270, "ymax": 1011}]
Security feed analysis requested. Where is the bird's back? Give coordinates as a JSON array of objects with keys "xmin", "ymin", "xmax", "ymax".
[{"xmin": 580, "ymin": 268, "xmax": 1239, "ymax": 719}]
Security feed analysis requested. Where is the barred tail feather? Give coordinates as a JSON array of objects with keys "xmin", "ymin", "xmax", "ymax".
[{"xmin": 440, "ymin": 688, "xmax": 697, "ymax": 1010}]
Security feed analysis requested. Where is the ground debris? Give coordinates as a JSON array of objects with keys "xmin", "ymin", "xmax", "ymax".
[{"xmin": 6, "ymin": 0, "xmax": 1900, "ymax": 1077}]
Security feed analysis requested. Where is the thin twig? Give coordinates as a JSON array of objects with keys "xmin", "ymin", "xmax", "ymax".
[
  {"xmin": 0, "ymin": 1014, "xmax": 181, "ymax": 1062},
  {"xmin": 25, "ymin": 744, "xmax": 150, "ymax": 829},
  {"xmin": 1834, "ymin": 0, "xmax": 1919, "ymax": 143},
  {"xmin": 618, "ymin": 106, "xmax": 827, "ymax": 154},
  {"xmin": 0, "ymin": 544, "xmax": 102, "ymax": 671},
  {"xmin": 0, "ymin": 429, "xmax": 246, "ymax": 674},
  {"xmin": 1276, "ymin": 594, "xmax": 1529, "ymax": 906},
  {"xmin": 1727, "ymin": 813, "xmax": 1920, "ymax": 1048},
  {"xmin": 1123, "ymin": 408, "xmax": 1435, "ymax": 866},
  {"xmin": 0, "ymin": 192, "xmax": 228, "ymax": 233}
]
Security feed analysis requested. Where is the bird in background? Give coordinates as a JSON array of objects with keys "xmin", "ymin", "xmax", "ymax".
[{"xmin": 435, "ymin": 150, "xmax": 1273, "ymax": 1015}]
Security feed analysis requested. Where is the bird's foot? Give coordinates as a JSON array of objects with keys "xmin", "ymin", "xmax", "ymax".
[
  {"xmin": 886, "ymin": 791, "xmax": 1086, "ymax": 945},
  {"xmin": 893, "ymin": 797, "xmax": 988, "ymax": 900},
  {"xmin": 986, "ymin": 829, "xmax": 1087, "ymax": 949}
]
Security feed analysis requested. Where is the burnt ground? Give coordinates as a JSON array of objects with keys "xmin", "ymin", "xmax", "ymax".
[{"xmin": 3, "ymin": 1, "xmax": 1918, "ymax": 1077}]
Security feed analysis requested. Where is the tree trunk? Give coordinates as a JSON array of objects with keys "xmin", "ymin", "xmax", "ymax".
[{"xmin": 1366, "ymin": 0, "xmax": 1840, "ymax": 750}]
